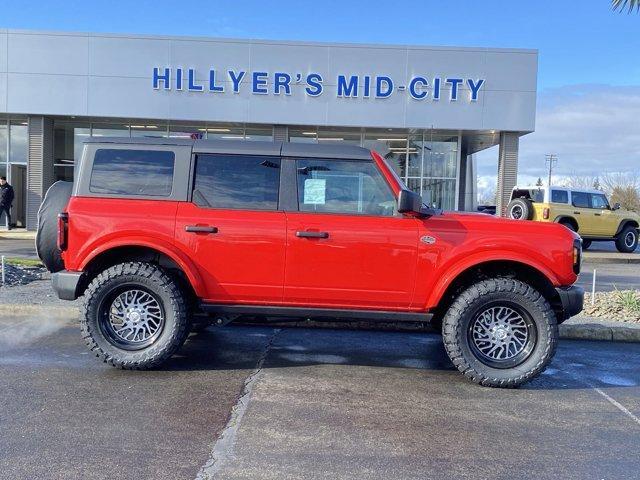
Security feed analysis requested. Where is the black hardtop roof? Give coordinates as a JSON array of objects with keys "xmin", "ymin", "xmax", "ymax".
[{"xmin": 84, "ymin": 137, "xmax": 373, "ymax": 160}]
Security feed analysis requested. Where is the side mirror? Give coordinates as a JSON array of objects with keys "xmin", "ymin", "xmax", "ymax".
[
  {"xmin": 397, "ymin": 189, "xmax": 424, "ymax": 215},
  {"xmin": 613, "ymin": 202, "xmax": 621, "ymax": 210}
]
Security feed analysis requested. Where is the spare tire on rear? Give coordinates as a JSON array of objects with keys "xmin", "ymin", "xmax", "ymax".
[
  {"xmin": 36, "ymin": 181, "xmax": 73, "ymax": 273},
  {"xmin": 507, "ymin": 198, "xmax": 533, "ymax": 220}
]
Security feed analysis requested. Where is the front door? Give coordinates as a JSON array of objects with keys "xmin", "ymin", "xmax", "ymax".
[
  {"xmin": 590, "ymin": 192, "xmax": 619, "ymax": 237},
  {"xmin": 284, "ymin": 157, "xmax": 419, "ymax": 310},
  {"xmin": 174, "ymin": 153, "xmax": 286, "ymax": 304}
]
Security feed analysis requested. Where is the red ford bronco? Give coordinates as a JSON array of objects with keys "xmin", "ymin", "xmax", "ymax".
[{"xmin": 37, "ymin": 138, "xmax": 583, "ymax": 387}]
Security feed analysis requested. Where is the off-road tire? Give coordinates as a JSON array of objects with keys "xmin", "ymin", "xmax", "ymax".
[
  {"xmin": 81, "ymin": 262, "xmax": 190, "ymax": 369},
  {"xmin": 615, "ymin": 225, "xmax": 638, "ymax": 253},
  {"xmin": 442, "ymin": 278, "xmax": 558, "ymax": 388},
  {"xmin": 506, "ymin": 198, "xmax": 533, "ymax": 220},
  {"xmin": 582, "ymin": 239, "xmax": 592, "ymax": 250},
  {"xmin": 36, "ymin": 180, "xmax": 73, "ymax": 273}
]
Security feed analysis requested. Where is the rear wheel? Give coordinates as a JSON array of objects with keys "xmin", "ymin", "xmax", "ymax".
[
  {"xmin": 559, "ymin": 220, "xmax": 576, "ymax": 232},
  {"xmin": 442, "ymin": 278, "xmax": 558, "ymax": 388},
  {"xmin": 81, "ymin": 262, "xmax": 190, "ymax": 369},
  {"xmin": 616, "ymin": 225, "xmax": 638, "ymax": 253},
  {"xmin": 506, "ymin": 198, "xmax": 533, "ymax": 220}
]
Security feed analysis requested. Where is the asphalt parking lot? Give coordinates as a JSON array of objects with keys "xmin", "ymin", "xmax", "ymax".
[{"xmin": 1, "ymin": 315, "xmax": 639, "ymax": 480}]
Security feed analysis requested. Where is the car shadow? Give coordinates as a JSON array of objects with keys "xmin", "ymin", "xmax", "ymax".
[{"xmin": 161, "ymin": 324, "xmax": 640, "ymax": 391}]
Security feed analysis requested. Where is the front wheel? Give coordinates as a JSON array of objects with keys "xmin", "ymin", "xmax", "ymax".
[
  {"xmin": 442, "ymin": 278, "xmax": 558, "ymax": 388},
  {"xmin": 615, "ymin": 225, "xmax": 638, "ymax": 253},
  {"xmin": 81, "ymin": 262, "xmax": 190, "ymax": 369}
]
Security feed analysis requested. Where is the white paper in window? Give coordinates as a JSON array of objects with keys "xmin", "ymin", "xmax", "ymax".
[{"xmin": 303, "ymin": 179, "xmax": 326, "ymax": 204}]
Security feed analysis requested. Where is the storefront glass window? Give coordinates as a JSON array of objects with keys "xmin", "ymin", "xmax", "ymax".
[
  {"xmin": 202, "ymin": 124, "xmax": 244, "ymax": 140},
  {"xmin": 288, "ymin": 127, "xmax": 318, "ymax": 143},
  {"xmin": 363, "ymin": 131, "xmax": 407, "ymax": 179},
  {"xmin": 317, "ymin": 128, "xmax": 361, "ymax": 145},
  {"xmin": 131, "ymin": 122, "xmax": 168, "ymax": 137},
  {"xmin": 54, "ymin": 121, "xmax": 90, "ymax": 164},
  {"xmin": 9, "ymin": 121, "xmax": 28, "ymax": 164},
  {"xmin": 169, "ymin": 124, "xmax": 206, "ymax": 139},
  {"xmin": 92, "ymin": 123, "xmax": 130, "ymax": 138},
  {"xmin": 0, "ymin": 122, "xmax": 7, "ymax": 179},
  {"xmin": 244, "ymin": 126, "xmax": 273, "ymax": 142}
]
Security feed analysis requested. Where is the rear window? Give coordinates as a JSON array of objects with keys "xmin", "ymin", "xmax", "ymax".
[
  {"xmin": 571, "ymin": 191, "xmax": 590, "ymax": 208},
  {"xmin": 193, "ymin": 154, "xmax": 281, "ymax": 210},
  {"xmin": 551, "ymin": 190, "xmax": 569, "ymax": 204},
  {"xmin": 513, "ymin": 188, "xmax": 544, "ymax": 203},
  {"xmin": 90, "ymin": 149, "xmax": 175, "ymax": 196}
]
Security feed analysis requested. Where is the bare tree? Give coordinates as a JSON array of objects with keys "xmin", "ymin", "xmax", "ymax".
[
  {"xmin": 612, "ymin": 0, "xmax": 639, "ymax": 12},
  {"xmin": 559, "ymin": 173, "xmax": 601, "ymax": 190},
  {"xmin": 601, "ymin": 171, "xmax": 640, "ymax": 212}
]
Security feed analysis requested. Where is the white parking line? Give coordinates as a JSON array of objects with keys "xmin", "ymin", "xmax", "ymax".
[{"xmin": 593, "ymin": 387, "xmax": 640, "ymax": 427}]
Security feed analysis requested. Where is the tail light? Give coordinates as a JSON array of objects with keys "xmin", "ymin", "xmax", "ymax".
[
  {"xmin": 572, "ymin": 239, "xmax": 582, "ymax": 274},
  {"xmin": 543, "ymin": 207, "xmax": 550, "ymax": 219},
  {"xmin": 57, "ymin": 212, "xmax": 69, "ymax": 251}
]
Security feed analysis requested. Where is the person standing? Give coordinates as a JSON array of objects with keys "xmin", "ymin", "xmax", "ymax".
[{"xmin": 0, "ymin": 176, "xmax": 15, "ymax": 230}]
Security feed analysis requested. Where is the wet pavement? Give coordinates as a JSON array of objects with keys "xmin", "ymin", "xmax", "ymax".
[{"xmin": 1, "ymin": 316, "xmax": 640, "ymax": 480}]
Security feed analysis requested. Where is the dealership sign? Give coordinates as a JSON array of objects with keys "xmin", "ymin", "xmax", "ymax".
[{"xmin": 152, "ymin": 68, "xmax": 485, "ymax": 102}]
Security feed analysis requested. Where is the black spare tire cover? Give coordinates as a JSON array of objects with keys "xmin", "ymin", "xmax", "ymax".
[{"xmin": 36, "ymin": 181, "xmax": 73, "ymax": 273}]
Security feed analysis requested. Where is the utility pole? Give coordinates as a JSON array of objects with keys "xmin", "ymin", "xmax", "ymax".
[{"xmin": 545, "ymin": 154, "xmax": 558, "ymax": 187}]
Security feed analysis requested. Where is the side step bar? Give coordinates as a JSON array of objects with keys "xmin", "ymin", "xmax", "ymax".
[{"xmin": 199, "ymin": 303, "xmax": 433, "ymax": 323}]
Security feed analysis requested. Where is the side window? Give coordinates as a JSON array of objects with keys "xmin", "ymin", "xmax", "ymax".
[
  {"xmin": 551, "ymin": 190, "xmax": 568, "ymax": 204},
  {"xmin": 296, "ymin": 159, "xmax": 396, "ymax": 216},
  {"xmin": 193, "ymin": 154, "xmax": 280, "ymax": 210},
  {"xmin": 571, "ymin": 191, "xmax": 590, "ymax": 208},
  {"xmin": 591, "ymin": 194, "xmax": 609, "ymax": 209},
  {"xmin": 90, "ymin": 149, "xmax": 175, "ymax": 196}
]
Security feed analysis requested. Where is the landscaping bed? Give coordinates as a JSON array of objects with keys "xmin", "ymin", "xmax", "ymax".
[
  {"xmin": 0, "ymin": 258, "xmax": 47, "ymax": 287},
  {"xmin": 583, "ymin": 290, "xmax": 640, "ymax": 323}
]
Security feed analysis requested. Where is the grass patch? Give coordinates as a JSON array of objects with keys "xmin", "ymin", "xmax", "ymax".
[{"xmin": 2, "ymin": 257, "xmax": 43, "ymax": 267}]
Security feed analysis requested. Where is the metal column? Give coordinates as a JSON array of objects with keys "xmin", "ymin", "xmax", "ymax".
[
  {"xmin": 496, "ymin": 132, "xmax": 519, "ymax": 217},
  {"xmin": 26, "ymin": 116, "xmax": 54, "ymax": 231}
]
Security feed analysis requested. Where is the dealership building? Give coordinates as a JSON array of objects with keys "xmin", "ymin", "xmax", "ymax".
[{"xmin": 0, "ymin": 29, "xmax": 537, "ymax": 230}]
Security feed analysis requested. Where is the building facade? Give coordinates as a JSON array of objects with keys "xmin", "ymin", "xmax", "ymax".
[{"xmin": 0, "ymin": 29, "xmax": 537, "ymax": 230}]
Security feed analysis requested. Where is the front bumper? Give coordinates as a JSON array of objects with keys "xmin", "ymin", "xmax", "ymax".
[
  {"xmin": 556, "ymin": 285, "xmax": 584, "ymax": 320},
  {"xmin": 51, "ymin": 270, "xmax": 84, "ymax": 301}
]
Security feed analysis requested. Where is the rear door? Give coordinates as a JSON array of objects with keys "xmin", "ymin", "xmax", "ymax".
[
  {"xmin": 174, "ymin": 153, "xmax": 286, "ymax": 304},
  {"xmin": 570, "ymin": 191, "xmax": 594, "ymax": 235},
  {"xmin": 283, "ymin": 157, "xmax": 419, "ymax": 310}
]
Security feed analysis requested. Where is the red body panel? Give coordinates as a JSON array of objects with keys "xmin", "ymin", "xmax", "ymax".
[
  {"xmin": 62, "ymin": 149, "xmax": 579, "ymax": 313},
  {"xmin": 173, "ymin": 203, "xmax": 286, "ymax": 304},
  {"xmin": 284, "ymin": 212, "xmax": 418, "ymax": 310}
]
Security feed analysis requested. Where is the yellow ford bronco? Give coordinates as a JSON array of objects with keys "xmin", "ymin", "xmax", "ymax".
[{"xmin": 507, "ymin": 186, "xmax": 639, "ymax": 252}]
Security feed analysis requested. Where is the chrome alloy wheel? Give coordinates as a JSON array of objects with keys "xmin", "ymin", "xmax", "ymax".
[
  {"xmin": 625, "ymin": 230, "xmax": 636, "ymax": 248},
  {"xmin": 469, "ymin": 305, "xmax": 536, "ymax": 368},
  {"xmin": 510, "ymin": 204, "xmax": 523, "ymax": 219},
  {"xmin": 106, "ymin": 289, "xmax": 165, "ymax": 348}
]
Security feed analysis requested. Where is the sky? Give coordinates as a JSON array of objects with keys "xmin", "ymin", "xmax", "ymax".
[{"xmin": 2, "ymin": 0, "xmax": 639, "ymax": 196}]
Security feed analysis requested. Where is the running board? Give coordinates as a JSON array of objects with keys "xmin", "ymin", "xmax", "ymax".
[{"xmin": 199, "ymin": 303, "xmax": 432, "ymax": 323}]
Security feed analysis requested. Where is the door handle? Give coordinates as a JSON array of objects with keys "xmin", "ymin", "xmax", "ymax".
[
  {"xmin": 573, "ymin": 211, "xmax": 581, "ymax": 215},
  {"xmin": 185, "ymin": 225, "xmax": 218, "ymax": 234},
  {"xmin": 594, "ymin": 213, "xmax": 601, "ymax": 216},
  {"xmin": 296, "ymin": 231, "xmax": 329, "ymax": 239}
]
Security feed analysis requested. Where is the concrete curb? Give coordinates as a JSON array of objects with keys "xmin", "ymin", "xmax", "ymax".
[
  {"xmin": 584, "ymin": 257, "xmax": 640, "ymax": 265},
  {"xmin": 1, "ymin": 304, "xmax": 639, "ymax": 342}
]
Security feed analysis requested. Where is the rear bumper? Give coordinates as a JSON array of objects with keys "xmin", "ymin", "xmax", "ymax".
[
  {"xmin": 556, "ymin": 285, "xmax": 584, "ymax": 320},
  {"xmin": 51, "ymin": 270, "xmax": 84, "ymax": 301}
]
